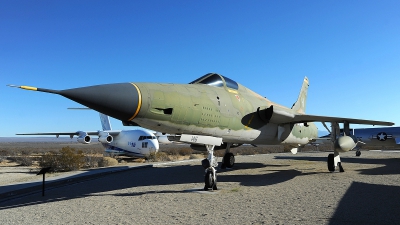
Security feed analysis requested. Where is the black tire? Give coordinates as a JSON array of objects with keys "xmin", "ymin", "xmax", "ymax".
[
  {"xmin": 204, "ymin": 170, "xmax": 214, "ymax": 189},
  {"xmin": 356, "ymin": 150, "xmax": 361, "ymax": 157},
  {"xmin": 327, "ymin": 153, "xmax": 335, "ymax": 172},
  {"xmin": 202, "ymin": 159, "xmax": 210, "ymax": 169},
  {"xmin": 223, "ymin": 153, "xmax": 235, "ymax": 168}
]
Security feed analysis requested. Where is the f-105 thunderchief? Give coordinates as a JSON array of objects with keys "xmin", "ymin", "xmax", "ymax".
[{"xmin": 9, "ymin": 73, "xmax": 394, "ymax": 190}]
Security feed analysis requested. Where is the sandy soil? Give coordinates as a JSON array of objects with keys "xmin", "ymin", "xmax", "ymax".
[{"xmin": 1, "ymin": 150, "xmax": 400, "ymax": 224}]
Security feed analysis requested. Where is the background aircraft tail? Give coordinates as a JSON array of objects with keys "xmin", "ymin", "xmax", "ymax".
[
  {"xmin": 99, "ymin": 113, "xmax": 112, "ymax": 131},
  {"xmin": 291, "ymin": 77, "xmax": 309, "ymax": 114}
]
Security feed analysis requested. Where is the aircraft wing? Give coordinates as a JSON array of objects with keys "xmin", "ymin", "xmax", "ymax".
[
  {"xmin": 17, "ymin": 132, "xmax": 81, "ymax": 136},
  {"xmin": 260, "ymin": 107, "xmax": 394, "ymax": 126},
  {"xmin": 291, "ymin": 114, "xmax": 394, "ymax": 126},
  {"xmin": 16, "ymin": 130, "xmax": 121, "ymax": 137}
]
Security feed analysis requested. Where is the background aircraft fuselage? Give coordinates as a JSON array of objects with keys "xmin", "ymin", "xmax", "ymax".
[{"xmin": 352, "ymin": 127, "xmax": 400, "ymax": 148}]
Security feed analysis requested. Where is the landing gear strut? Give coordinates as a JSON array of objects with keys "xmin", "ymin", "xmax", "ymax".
[
  {"xmin": 221, "ymin": 143, "xmax": 235, "ymax": 169},
  {"xmin": 202, "ymin": 144, "xmax": 218, "ymax": 191},
  {"xmin": 327, "ymin": 151, "xmax": 344, "ymax": 172},
  {"xmin": 326, "ymin": 122, "xmax": 346, "ymax": 172}
]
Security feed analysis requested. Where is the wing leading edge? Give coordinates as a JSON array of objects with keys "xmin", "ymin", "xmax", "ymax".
[
  {"xmin": 17, "ymin": 130, "xmax": 121, "ymax": 137},
  {"xmin": 261, "ymin": 106, "xmax": 394, "ymax": 126},
  {"xmin": 291, "ymin": 114, "xmax": 394, "ymax": 126}
]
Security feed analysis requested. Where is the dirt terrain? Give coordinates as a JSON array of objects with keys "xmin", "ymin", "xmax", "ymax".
[{"xmin": 1, "ymin": 150, "xmax": 400, "ymax": 224}]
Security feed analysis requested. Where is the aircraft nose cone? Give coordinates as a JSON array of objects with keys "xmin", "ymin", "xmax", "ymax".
[
  {"xmin": 145, "ymin": 141, "xmax": 159, "ymax": 155},
  {"xmin": 59, "ymin": 83, "xmax": 141, "ymax": 121},
  {"xmin": 152, "ymin": 140, "xmax": 160, "ymax": 152}
]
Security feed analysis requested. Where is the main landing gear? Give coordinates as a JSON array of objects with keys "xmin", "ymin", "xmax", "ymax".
[
  {"xmin": 327, "ymin": 151, "xmax": 344, "ymax": 172},
  {"xmin": 202, "ymin": 143, "xmax": 236, "ymax": 191},
  {"xmin": 221, "ymin": 143, "xmax": 235, "ymax": 169}
]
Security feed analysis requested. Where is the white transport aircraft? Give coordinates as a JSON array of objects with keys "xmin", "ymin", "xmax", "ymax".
[{"xmin": 17, "ymin": 113, "xmax": 159, "ymax": 158}]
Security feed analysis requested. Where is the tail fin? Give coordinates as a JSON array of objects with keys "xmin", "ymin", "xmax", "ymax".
[
  {"xmin": 291, "ymin": 77, "xmax": 309, "ymax": 114},
  {"xmin": 99, "ymin": 113, "xmax": 112, "ymax": 131}
]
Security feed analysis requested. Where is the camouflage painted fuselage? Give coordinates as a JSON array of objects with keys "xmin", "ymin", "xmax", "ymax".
[{"xmin": 131, "ymin": 74, "xmax": 318, "ymax": 147}]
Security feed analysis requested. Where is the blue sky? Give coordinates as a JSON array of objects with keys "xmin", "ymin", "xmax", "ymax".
[{"xmin": 1, "ymin": 0, "xmax": 399, "ymax": 137}]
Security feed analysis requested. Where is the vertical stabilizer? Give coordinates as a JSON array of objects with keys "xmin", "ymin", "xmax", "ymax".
[
  {"xmin": 100, "ymin": 113, "xmax": 112, "ymax": 131},
  {"xmin": 291, "ymin": 77, "xmax": 309, "ymax": 114}
]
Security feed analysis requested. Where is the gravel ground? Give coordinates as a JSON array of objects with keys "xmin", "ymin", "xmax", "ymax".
[
  {"xmin": 0, "ymin": 167, "xmax": 38, "ymax": 186},
  {"xmin": 1, "ymin": 151, "xmax": 400, "ymax": 225}
]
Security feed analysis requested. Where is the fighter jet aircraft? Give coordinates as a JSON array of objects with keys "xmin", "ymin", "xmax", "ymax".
[
  {"xmin": 9, "ymin": 73, "xmax": 394, "ymax": 190},
  {"xmin": 316, "ymin": 126, "xmax": 400, "ymax": 156}
]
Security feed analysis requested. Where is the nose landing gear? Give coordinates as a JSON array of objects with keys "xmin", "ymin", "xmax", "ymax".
[{"xmin": 202, "ymin": 144, "xmax": 218, "ymax": 191}]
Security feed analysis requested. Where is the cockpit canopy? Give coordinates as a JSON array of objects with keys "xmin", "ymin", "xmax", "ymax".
[
  {"xmin": 138, "ymin": 135, "xmax": 157, "ymax": 141},
  {"xmin": 189, "ymin": 73, "xmax": 239, "ymax": 90}
]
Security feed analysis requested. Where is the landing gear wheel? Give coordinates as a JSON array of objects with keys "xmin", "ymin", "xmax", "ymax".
[
  {"xmin": 204, "ymin": 170, "xmax": 217, "ymax": 191},
  {"xmin": 327, "ymin": 153, "xmax": 335, "ymax": 172},
  {"xmin": 223, "ymin": 153, "xmax": 235, "ymax": 168},
  {"xmin": 356, "ymin": 150, "xmax": 361, "ymax": 157}
]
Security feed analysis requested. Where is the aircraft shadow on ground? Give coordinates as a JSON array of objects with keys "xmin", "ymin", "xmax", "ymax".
[
  {"xmin": 0, "ymin": 162, "xmax": 300, "ymax": 209},
  {"xmin": 274, "ymin": 155, "xmax": 400, "ymax": 175},
  {"xmin": 329, "ymin": 181, "xmax": 400, "ymax": 225}
]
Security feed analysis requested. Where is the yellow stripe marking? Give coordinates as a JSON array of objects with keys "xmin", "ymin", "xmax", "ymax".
[
  {"xmin": 20, "ymin": 86, "xmax": 37, "ymax": 91},
  {"xmin": 128, "ymin": 83, "xmax": 142, "ymax": 121},
  {"xmin": 244, "ymin": 114, "xmax": 255, "ymax": 130},
  {"xmin": 228, "ymin": 89, "xmax": 238, "ymax": 94}
]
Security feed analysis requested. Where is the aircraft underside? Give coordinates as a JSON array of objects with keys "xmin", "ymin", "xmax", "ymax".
[{"xmin": 132, "ymin": 118, "xmax": 295, "ymax": 145}]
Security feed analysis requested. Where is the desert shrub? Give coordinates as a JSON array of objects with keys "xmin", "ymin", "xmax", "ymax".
[
  {"xmin": 1, "ymin": 149, "xmax": 16, "ymax": 157},
  {"xmin": 162, "ymin": 148, "xmax": 179, "ymax": 156},
  {"xmin": 146, "ymin": 152, "xmax": 170, "ymax": 162},
  {"xmin": 8, "ymin": 148, "xmax": 35, "ymax": 166},
  {"xmin": 0, "ymin": 156, "xmax": 6, "ymax": 163},
  {"xmin": 20, "ymin": 149, "xmax": 33, "ymax": 156},
  {"xmin": 214, "ymin": 150, "xmax": 225, "ymax": 157},
  {"xmin": 39, "ymin": 146, "xmax": 85, "ymax": 172},
  {"xmin": 14, "ymin": 156, "xmax": 33, "ymax": 166},
  {"xmin": 189, "ymin": 154, "xmax": 204, "ymax": 159},
  {"xmin": 178, "ymin": 147, "xmax": 193, "ymax": 156},
  {"xmin": 85, "ymin": 155, "xmax": 102, "ymax": 168},
  {"xmin": 103, "ymin": 152, "xmax": 116, "ymax": 158},
  {"xmin": 98, "ymin": 157, "xmax": 118, "ymax": 167}
]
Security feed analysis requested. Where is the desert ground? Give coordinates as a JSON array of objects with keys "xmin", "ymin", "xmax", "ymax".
[{"xmin": 1, "ymin": 141, "xmax": 400, "ymax": 224}]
